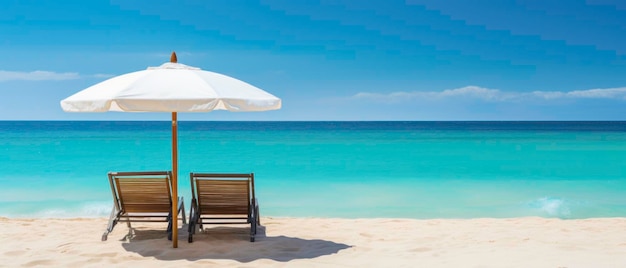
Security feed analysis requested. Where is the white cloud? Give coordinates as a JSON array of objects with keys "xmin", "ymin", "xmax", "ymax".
[
  {"xmin": 529, "ymin": 91, "xmax": 565, "ymax": 100},
  {"xmin": 438, "ymin": 86, "xmax": 508, "ymax": 100},
  {"xmin": 353, "ymin": 86, "xmax": 626, "ymax": 102},
  {"xmin": 0, "ymin": 71, "xmax": 117, "ymax": 82},
  {"xmin": 0, "ymin": 70, "xmax": 80, "ymax": 81},
  {"xmin": 565, "ymin": 87, "xmax": 626, "ymax": 99},
  {"xmin": 89, "ymin": 73, "xmax": 115, "ymax": 79},
  {"xmin": 353, "ymin": 86, "xmax": 512, "ymax": 102}
]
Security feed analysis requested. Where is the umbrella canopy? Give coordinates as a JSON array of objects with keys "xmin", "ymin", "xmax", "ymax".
[
  {"xmin": 60, "ymin": 52, "xmax": 281, "ymax": 248},
  {"xmin": 61, "ymin": 58, "xmax": 280, "ymax": 113}
]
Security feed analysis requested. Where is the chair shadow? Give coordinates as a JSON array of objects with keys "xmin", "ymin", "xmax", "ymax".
[{"xmin": 120, "ymin": 224, "xmax": 352, "ymax": 262}]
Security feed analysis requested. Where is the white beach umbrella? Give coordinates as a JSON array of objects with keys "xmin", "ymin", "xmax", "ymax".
[{"xmin": 60, "ymin": 52, "xmax": 281, "ymax": 248}]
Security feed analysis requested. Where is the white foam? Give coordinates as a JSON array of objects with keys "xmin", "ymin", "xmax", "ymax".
[
  {"xmin": 529, "ymin": 197, "xmax": 571, "ymax": 217},
  {"xmin": 19, "ymin": 201, "xmax": 112, "ymax": 218},
  {"xmin": 79, "ymin": 202, "xmax": 112, "ymax": 216}
]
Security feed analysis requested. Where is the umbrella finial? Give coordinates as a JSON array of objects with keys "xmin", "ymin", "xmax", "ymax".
[{"xmin": 170, "ymin": 52, "xmax": 178, "ymax": 63}]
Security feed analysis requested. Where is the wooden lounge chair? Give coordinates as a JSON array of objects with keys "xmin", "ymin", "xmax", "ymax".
[
  {"xmin": 102, "ymin": 171, "xmax": 186, "ymax": 241},
  {"xmin": 188, "ymin": 173, "xmax": 260, "ymax": 242}
]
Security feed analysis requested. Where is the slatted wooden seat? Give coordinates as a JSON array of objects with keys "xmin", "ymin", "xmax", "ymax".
[
  {"xmin": 188, "ymin": 173, "xmax": 259, "ymax": 242},
  {"xmin": 102, "ymin": 171, "xmax": 186, "ymax": 241}
]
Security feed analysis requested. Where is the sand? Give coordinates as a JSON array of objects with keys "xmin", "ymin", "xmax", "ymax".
[{"xmin": 1, "ymin": 217, "xmax": 625, "ymax": 267}]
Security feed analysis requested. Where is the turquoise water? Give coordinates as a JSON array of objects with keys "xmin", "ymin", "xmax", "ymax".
[{"xmin": 1, "ymin": 121, "xmax": 625, "ymax": 219}]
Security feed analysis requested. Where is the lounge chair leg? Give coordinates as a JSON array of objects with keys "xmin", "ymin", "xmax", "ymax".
[
  {"xmin": 250, "ymin": 220, "xmax": 256, "ymax": 242},
  {"xmin": 167, "ymin": 216, "xmax": 172, "ymax": 241},
  {"xmin": 188, "ymin": 213, "xmax": 198, "ymax": 243},
  {"xmin": 127, "ymin": 228, "xmax": 135, "ymax": 240},
  {"xmin": 102, "ymin": 206, "xmax": 118, "ymax": 241},
  {"xmin": 256, "ymin": 203, "xmax": 261, "ymax": 226},
  {"xmin": 166, "ymin": 212, "xmax": 173, "ymax": 241},
  {"xmin": 188, "ymin": 213, "xmax": 195, "ymax": 243},
  {"xmin": 250, "ymin": 206, "xmax": 257, "ymax": 242},
  {"xmin": 178, "ymin": 197, "xmax": 187, "ymax": 225},
  {"xmin": 187, "ymin": 201, "xmax": 197, "ymax": 243}
]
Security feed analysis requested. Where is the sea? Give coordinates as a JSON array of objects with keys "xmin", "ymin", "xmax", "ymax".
[{"xmin": 1, "ymin": 121, "xmax": 625, "ymax": 219}]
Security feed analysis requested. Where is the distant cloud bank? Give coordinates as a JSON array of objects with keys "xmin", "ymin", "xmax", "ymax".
[
  {"xmin": 0, "ymin": 70, "xmax": 80, "ymax": 81},
  {"xmin": 90, "ymin": 74, "xmax": 115, "ymax": 79},
  {"xmin": 0, "ymin": 70, "xmax": 116, "ymax": 82},
  {"xmin": 353, "ymin": 86, "xmax": 626, "ymax": 102}
]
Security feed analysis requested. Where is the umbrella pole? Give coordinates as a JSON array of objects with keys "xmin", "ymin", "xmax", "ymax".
[{"xmin": 172, "ymin": 112, "xmax": 179, "ymax": 248}]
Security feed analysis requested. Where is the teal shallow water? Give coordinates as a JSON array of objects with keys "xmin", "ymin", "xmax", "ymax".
[{"xmin": 1, "ymin": 121, "xmax": 625, "ymax": 219}]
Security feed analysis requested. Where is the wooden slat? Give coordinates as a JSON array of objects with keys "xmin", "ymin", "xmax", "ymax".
[
  {"xmin": 195, "ymin": 179, "xmax": 250, "ymax": 215},
  {"xmin": 116, "ymin": 177, "xmax": 171, "ymax": 213},
  {"xmin": 189, "ymin": 173, "xmax": 256, "ymax": 229}
]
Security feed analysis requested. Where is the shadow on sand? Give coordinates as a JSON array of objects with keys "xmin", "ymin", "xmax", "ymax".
[{"xmin": 120, "ymin": 224, "xmax": 351, "ymax": 262}]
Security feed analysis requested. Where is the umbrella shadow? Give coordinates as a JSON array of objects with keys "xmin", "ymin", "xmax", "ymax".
[{"xmin": 120, "ymin": 224, "xmax": 352, "ymax": 262}]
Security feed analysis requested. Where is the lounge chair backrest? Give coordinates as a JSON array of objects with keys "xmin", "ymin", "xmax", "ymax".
[
  {"xmin": 102, "ymin": 171, "xmax": 186, "ymax": 242},
  {"xmin": 191, "ymin": 173, "xmax": 254, "ymax": 215},
  {"xmin": 109, "ymin": 171, "xmax": 173, "ymax": 214}
]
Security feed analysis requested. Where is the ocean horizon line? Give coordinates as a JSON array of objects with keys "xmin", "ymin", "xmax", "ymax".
[
  {"xmin": 3, "ymin": 120, "xmax": 626, "ymax": 132},
  {"xmin": 2, "ymin": 119, "xmax": 626, "ymax": 122}
]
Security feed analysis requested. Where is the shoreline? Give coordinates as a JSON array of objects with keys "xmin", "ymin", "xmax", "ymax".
[{"xmin": 2, "ymin": 217, "xmax": 625, "ymax": 267}]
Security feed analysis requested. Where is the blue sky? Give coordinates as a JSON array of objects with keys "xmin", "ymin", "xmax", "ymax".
[{"xmin": 2, "ymin": 0, "xmax": 626, "ymax": 120}]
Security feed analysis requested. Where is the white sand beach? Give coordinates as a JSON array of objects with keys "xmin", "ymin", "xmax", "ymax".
[{"xmin": 1, "ymin": 217, "xmax": 626, "ymax": 267}]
